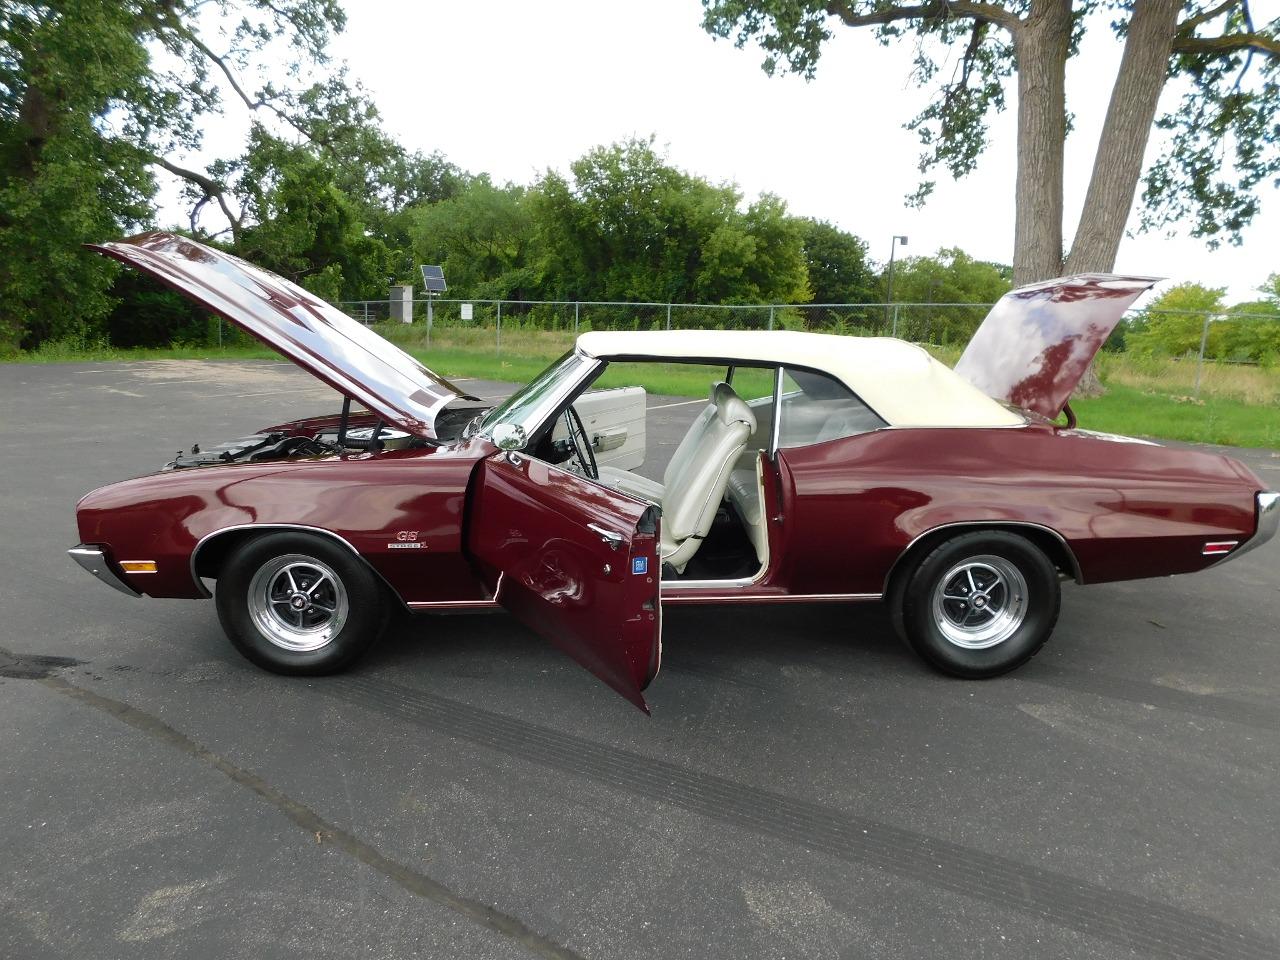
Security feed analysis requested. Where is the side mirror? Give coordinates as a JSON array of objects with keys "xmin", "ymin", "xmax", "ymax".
[{"xmin": 491, "ymin": 422, "xmax": 527, "ymax": 453}]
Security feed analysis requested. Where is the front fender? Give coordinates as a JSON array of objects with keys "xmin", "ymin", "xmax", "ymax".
[{"xmin": 74, "ymin": 445, "xmax": 492, "ymax": 603}]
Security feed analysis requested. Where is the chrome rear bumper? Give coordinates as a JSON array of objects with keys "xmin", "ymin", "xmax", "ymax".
[
  {"xmin": 1233, "ymin": 491, "xmax": 1280, "ymax": 561},
  {"xmin": 68, "ymin": 545, "xmax": 140, "ymax": 597}
]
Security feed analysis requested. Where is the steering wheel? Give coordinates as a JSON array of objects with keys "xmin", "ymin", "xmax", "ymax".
[{"xmin": 563, "ymin": 406, "xmax": 599, "ymax": 480}]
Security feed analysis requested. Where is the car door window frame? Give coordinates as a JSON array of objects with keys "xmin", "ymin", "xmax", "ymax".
[{"xmin": 768, "ymin": 365, "xmax": 784, "ymax": 459}]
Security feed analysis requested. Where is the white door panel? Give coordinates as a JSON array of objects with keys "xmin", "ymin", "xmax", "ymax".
[{"xmin": 556, "ymin": 386, "xmax": 648, "ymax": 470}]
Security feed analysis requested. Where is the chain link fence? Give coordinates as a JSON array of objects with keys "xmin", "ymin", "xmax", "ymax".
[
  {"xmin": 337, "ymin": 298, "xmax": 994, "ymax": 341},
  {"xmin": 335, "ymin": 297, "xmax": 1280, "ymax": 405}
]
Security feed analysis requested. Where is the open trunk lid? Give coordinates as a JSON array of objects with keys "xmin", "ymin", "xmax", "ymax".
[
  {"xmin": 955, "ymin": 274, "xmax": 1160, "ymax": 420},
  {"xmin": 89, "ymin": 232, "xmax": 473, "ymax": 438}
]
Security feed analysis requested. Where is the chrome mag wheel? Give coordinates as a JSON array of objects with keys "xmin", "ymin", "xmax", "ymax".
[
  {"xmin": 930, "ymin": 554, "xmax": 1028, "ymax": 650},
  {"xmin": 247, "ymin": 553, "xmax": 349, "ymax": 652}
]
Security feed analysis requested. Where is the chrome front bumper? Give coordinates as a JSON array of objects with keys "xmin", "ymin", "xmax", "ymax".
[
  {"xmin": 68, "ymin": 545, "xmax": 140, "ymax": 597},
  {"xmin": 1233, "ymin": 491, "xmax": 1280, "ymax": 561}
]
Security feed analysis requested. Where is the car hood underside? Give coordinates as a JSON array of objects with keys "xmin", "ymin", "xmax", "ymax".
[{"xmin": 89, "ymin": 232, "xmax": 475, "ymax": 439}]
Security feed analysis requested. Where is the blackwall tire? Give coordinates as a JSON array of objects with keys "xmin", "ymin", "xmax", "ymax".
[
  {"xmin": 215, "ymin": 532, "xmax": 388, "ymax": 675},
  {"xmin": 900, "ymin": 531, "xmax": 1060, "ymax": 678}
]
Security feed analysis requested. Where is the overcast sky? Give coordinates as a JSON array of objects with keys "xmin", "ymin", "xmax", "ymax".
[{"xmin": 177, "ymin": 0, "xmax": 1280, "ymax": 303}]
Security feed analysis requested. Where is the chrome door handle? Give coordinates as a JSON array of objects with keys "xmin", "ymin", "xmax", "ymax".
[{"xmin": 587, "ymin": 523, "xmax": 624, "ymax": 550}]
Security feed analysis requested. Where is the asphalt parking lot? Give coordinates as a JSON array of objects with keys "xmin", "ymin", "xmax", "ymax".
[{"xmin": 2, "ymin": 359, "xmax": 1279, "ymax": 960}]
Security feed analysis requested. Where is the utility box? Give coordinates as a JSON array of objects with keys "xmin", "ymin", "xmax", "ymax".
[{"xmin": 390, "ymin": 284, "xmax": 414, "ymax": 324}]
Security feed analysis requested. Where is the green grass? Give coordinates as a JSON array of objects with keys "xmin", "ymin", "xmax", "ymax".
[
  {"xmin": 1070, "ymin": 384, "xmax": 1280, "ymax": 449},
  {"xmin": 8, "ymin": 327, "xmax": 1278, "ymax": 449},
  {"xmin": 13, "ymin": 340, "xmax": 278, "ymax": 363}
]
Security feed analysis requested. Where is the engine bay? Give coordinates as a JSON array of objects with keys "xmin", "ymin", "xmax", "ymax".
[
  {"xmin": 158, "ymin": 389, "xmax": 470, "ymax": 470},
  {"xmin": 162, "ymin": 425, "xmax": 418, "ymax": 470}
]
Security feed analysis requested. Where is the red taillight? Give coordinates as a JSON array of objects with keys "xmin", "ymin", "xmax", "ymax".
[{"xmin": 1202, "ymin": 541, "xmax": 1238, "ymax": 556}]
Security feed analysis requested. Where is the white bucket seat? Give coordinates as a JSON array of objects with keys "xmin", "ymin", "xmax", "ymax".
[{"xmin": 598, "ymin": 382, "xmax": 756, "ymax": 572}]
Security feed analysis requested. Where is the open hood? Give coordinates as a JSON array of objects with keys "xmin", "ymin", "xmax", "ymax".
[
  {"xmin": 954, "ymin": 274, "xmax": 1160, "ymax": 419},
  {"xmin": 89, "ymin": 232, "xmax": 474, "ymax": 438}
]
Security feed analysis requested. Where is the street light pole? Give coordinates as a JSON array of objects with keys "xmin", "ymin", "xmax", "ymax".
[{"xmin": 885, "ymin": 234, "xmax": 908, "ymax": 329}]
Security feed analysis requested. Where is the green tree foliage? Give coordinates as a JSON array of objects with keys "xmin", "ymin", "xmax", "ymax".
[
  {"xmin": 798, "ymin": 219, "xmax": 877, "ymax": 304},
  {"xmin": 1119, "ymin": 280, "xmax": 1280, "ymax": 361},
  {"xmin": 1127, "ymin": 282, "xmax": 1226, "ymax": 356},
  {"xmin": 1256, "ymin": 272, "xmax": 1280, "ymax": 304},
  {"xmin": 884, "ymin": 247, "xmax": 1011, "ymax": 303},
  {"xmin": 0, "ymin": 2, "xmax": 155, "ymax": 351},
  {"xmin": 408, "ymin": 178, "xmax": 537, "ymax": 300},
  {"xmin": 212, "ymin": 131, "xmax": 390, "ymax": 303},
  {"xmin": 700, "ymin": 2, "xmax": 1280, "ymax": 286},
  {"xmin": 1216, "ymin": 276, "xmax": 1280, "ymax": 361},
  {"xmin": 883, "ymin": 247, "xmax": 1011, "ymax": 343},
  {"xmin": 532, "ymin": 138, "xmax": 809, "ymax": 305},
  {"xmin": 1, "ymin": 0, "xmax": 421, "ymax": 349}
]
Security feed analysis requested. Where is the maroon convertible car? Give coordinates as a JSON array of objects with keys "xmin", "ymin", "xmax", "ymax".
[{"xmin": 71, "ymin": 234, "xmax": 1277, "ymax": 711}]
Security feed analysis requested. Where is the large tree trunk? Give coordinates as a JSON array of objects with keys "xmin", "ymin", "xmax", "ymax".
[
  {"xmin": 1065, "ymin": 0, "xmax": 1182, "ymax": 274},
  {"xmin": 1011, "ymin": 0, "xmax": 1072, "ymax": 286},
  {"xmin": 1065, "ymin": 0, "xmax": 1181, "ymax": 396}
]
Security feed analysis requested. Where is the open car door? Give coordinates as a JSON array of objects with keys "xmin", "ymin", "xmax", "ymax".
[{"xmin": 467, "ymin": 452, "xmax": 662, "ymax": 713}]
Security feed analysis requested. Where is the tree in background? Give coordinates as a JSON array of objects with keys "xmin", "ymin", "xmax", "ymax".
[
  {"xmin": 1255, "ymin": 273, "xmax": 1280, "ymax": 305},
  {"xmin": 407, "ymin": 178, "xmax": 537, "ymax": 301},
  {"xmin": 1, "ymin": 2, "xmax": 154, "ymax": 350},
  {"xmin": 532, "ymin": 138, "xmax": 809, "ymax": 305},
  {"xmin": 701, "ymin": 2, "xmax": 1280, "ymax": 286},
  {"xmin": 218, "ymin": 132, "xmax": 392, "ymax": 304},
  {"xmin": 1117, "ymin": 277, "xmax": 1280, "ymax": 360},
  {"xmin": 1127, "ymin": 281, "xmax": 1226, "ymax": 356},
  {"xmin": 1217, "ymin": 274, "xmax": 1280, "ymax": 361},
  {"xmin": 881, "ymin": 247, "xmax": 1012, "ymax": 343},
  {"xmin": 799, "ymin": 219, "xmax": 878, "ymax": 304},
  {"xmin": 1, "ymin": 0, "xmax": 428, "ymax": 349}
]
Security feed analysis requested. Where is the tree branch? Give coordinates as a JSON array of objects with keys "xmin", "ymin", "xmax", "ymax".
[
  {"xmin": 151, "ymin": 155, "xmax": 243, "ymax": 239},
  {"xmin": 823, "ymin": 1, "xmax": 1022, "ymax": 33},
  {"xmin": 156, "ymin": 13, "xmax": 318, "ymax": 144},
  {"xmin": 1171, "ymin": 32, "xmax": 1280, "ymax": 58},
  {"xmin": 1177, "ymin": 1, "xmax": 1240, "ymax": 35}
]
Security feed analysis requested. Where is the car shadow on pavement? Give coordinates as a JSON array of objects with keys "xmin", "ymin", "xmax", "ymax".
[{"xmin": 368, "ymin": 599, "xmax": 914, "ymax": 690}]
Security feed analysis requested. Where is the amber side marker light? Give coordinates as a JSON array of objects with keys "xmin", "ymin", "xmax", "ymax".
[
  {"xmin": 1201, "ymin": 541, "xmax": 1239, "ymax": 557},
  {"xmin": 119, "ymin": 560, "xmax": 158, "ymax": 574}
]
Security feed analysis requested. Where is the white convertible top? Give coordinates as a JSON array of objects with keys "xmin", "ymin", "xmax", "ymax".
[{"xmin": 576, "ymin": 330, "xmax": 1025, "ymax": 428}]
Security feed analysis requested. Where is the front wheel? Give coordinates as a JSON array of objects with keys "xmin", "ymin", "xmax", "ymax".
[
  {"xmin": 215, "ymin": 532, "xmax": 389, "ymax": 675},
  {"xmin": 898, "ymin": 531, "xmax": 1060, "ymax": 678}
]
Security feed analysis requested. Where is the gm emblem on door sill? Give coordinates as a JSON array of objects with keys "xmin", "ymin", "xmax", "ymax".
[{"xmin": 632, "ymin": 556, "xmax": 648, "ymax": 575}]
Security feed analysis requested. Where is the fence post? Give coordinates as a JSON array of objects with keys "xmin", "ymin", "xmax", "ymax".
[
  {"xmin": 217, "ymin": 316, "xmax": 223, "ymax": 349},
  {"xmin": 891, "ymin": 303, "xmax": 900, "ymax": 338},
  {"xmin": 768, "ymin": 305, "xmax": 775, "ymax": 331},
  {"xmin": 496, "ymin": 301, "xmax": 502, "ymax": 354},
  {"xmin": 574, "ymin": 301, "xmax": 580, "ymax": 334},
  {"xmin": 1193, "ymin": 312, "xmax": 1212, "ymax": 398},
  {"xmin": 666, "ymin": 303, "xmax": 672, "ymax": 331}
]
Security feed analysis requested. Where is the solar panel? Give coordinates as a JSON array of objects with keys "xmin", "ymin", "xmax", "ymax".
[{"xmin": 419, "ymin": 265, "xmax": 447, "ymax": 292}]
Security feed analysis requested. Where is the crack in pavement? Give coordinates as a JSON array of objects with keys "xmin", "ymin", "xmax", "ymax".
[
  {"xmin": 25, "ymin": 669, "xmax": 586, "ymax": 960},
  {"xmin": 327, "ymin": 674, "xmax": 1280, "ymax": 960}
]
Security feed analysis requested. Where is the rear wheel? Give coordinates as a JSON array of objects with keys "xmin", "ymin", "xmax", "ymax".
[
  {"xmin": 898, "ymin": 531, "xmax": 1060, "ymax": 678},
  {"xmin": 215, "ymin": 532, "xmax": 388, "ymax": 675}
]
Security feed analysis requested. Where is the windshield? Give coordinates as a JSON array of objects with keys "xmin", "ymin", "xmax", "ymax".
[{"xmin": 478, "ymin": 350, "xmax": 597, "ymax": 438}]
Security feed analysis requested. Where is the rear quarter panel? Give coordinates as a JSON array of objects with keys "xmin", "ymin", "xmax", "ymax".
[{"xmin": 775, "ymin": 425, "xmax": 1260, "ymax": 594}]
